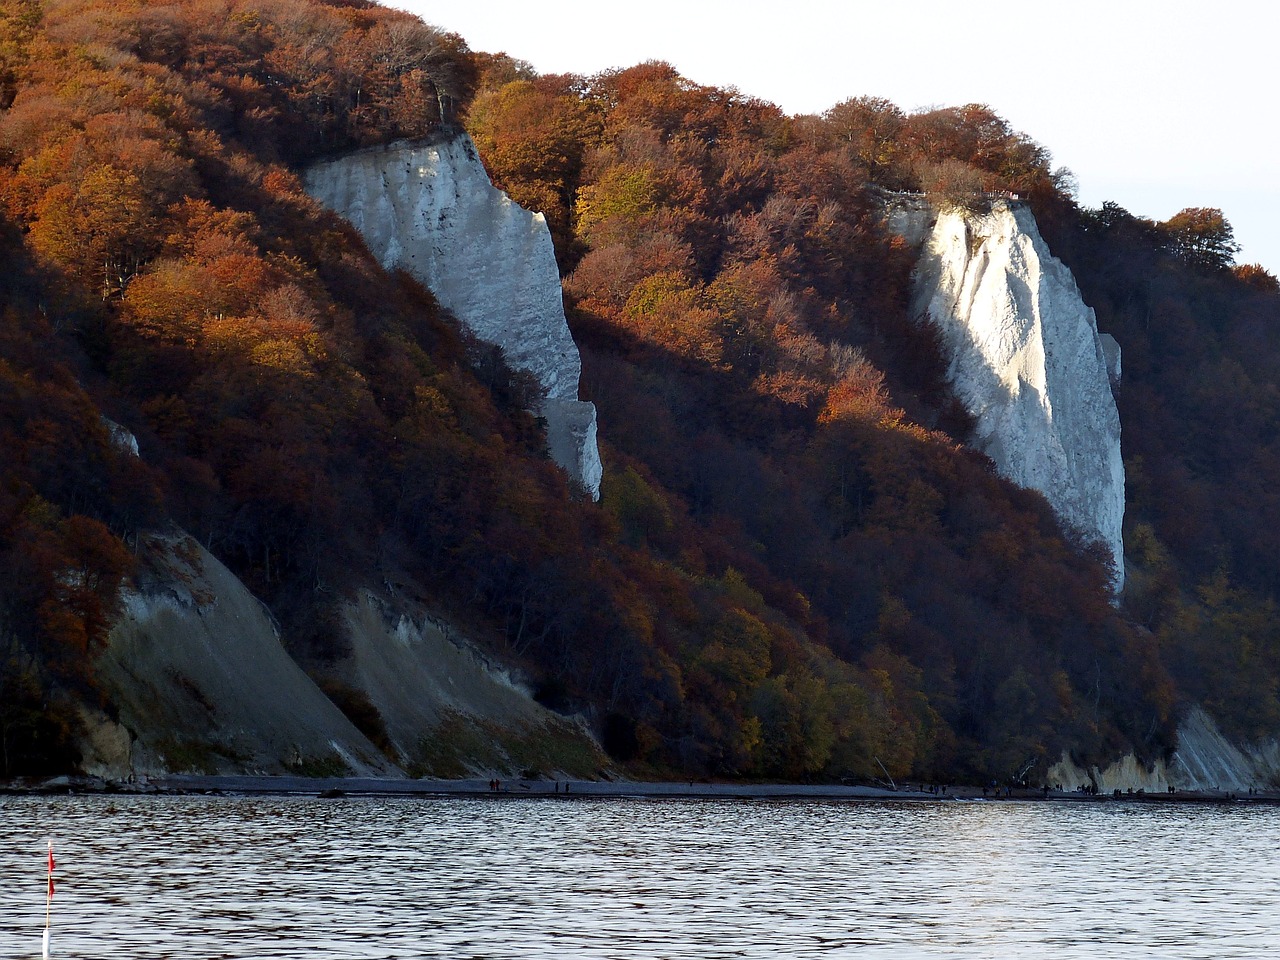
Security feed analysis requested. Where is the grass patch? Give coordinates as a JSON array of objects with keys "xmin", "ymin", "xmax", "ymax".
[
  {"xmin": 284, "ymin": 753, "xmax": 350, "ymax": 778},
  {"xmin": 408, "ymin": 711, "xmax": 504, "ymax": 778},
  {"xmin": 154, "ymin": 738, "xmax": 222, "ymax": 774},
  {"xmin": 500, "ymin": 717, "xmax": 608, "ymax": 777},
  {"xmin": 407, "ymin": 710, "xmax": 607, "ymax": 779}
]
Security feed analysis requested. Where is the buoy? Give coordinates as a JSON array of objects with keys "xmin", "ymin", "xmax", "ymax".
[{"xmin": 43, "ymin": 839, "xmax": 54, "ymax": 959}]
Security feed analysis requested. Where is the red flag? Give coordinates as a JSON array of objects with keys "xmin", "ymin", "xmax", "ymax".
[
  {"xmin": 48, "ymin": 849, "xmax": 55, "ymax": 873},
  {"xmin": 48, "ymin": 876, "xmax": 55, "ymax": 898}
]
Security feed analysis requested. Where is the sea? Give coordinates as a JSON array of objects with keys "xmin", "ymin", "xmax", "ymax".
[{"xmin": 0, "ymin": 794, "xmax": 1275, "ymax": 958}]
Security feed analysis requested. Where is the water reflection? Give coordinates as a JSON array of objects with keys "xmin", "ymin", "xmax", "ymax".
[{"xmin": 0, "ymin": 795, "xmax": 1275, "ymax": 958}]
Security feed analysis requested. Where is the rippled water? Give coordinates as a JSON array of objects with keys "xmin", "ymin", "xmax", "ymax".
[{"xmin": 1, "ymin": 794, "xmax": 1277, "ymax": 958}]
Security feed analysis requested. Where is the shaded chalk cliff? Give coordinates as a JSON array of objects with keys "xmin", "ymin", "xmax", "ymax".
[
  {"xmin": 1049, "ymin": 707, "xmax": 1280, "ymax": 794},
  {"xmin": 332, "ymin": 591, "xmax": 609, "ymax": 777},
  {"xmin": 888, "ymin": 200, "xmax": 1125, "ymax": 587},
  {"xmin": 304, "ymin": 133, "xmax": 602, "ymax": 499},
  {"xmin": 95, "ymin": 531, "xmax": 394, "ymax": 777},
  {"xmin": 89, "ymin": 532, "xmax": 607, "ymax": 779}
]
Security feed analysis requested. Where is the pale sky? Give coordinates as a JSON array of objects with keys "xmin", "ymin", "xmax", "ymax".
[{"xmin": 388, "ymin": 0, "xmax": 1279, "ymax": 274}]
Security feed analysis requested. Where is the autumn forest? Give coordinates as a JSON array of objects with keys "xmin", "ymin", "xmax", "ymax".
[{"xmin": 2, "ymin": 0, "xmax": 1280, "ymax": 783}]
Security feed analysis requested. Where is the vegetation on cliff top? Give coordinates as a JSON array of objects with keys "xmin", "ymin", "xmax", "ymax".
[{"xmin": 1, "ymin": 0, "xmax": 1278, "ymax": 780}]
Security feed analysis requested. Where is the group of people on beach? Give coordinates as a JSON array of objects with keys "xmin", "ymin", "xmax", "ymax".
[{"xmin": 485, "ymin": 779, "xmax": 571, "ymax": 793}]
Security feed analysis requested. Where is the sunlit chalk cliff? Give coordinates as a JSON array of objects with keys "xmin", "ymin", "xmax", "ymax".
[
  {"xmin": 887, "ymin": 199, "xmax": 1125, "ymax": 588},
  {"xmin": 304, "ymin": 134, "xmax": 602, "ymax": 499}
]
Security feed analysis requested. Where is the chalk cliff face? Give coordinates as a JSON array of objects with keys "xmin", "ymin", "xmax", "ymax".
[
  {"xmin": 97, "ymin": 531, "xmax": 395, "ymax": 777},
  {"xmin": 303, "ymin": 134, "xmax": 602, "ymax": 499},
  {"xmin": 1048, "ymin": 707, "xmax": 1280, "ymax": 793},
  {"xmin": 889, "ymin": 201, "xmax": 1125, "ymax": 587},
  {"xmin": 91, "ymin": 532, "xmax": 607, "ymax": 779},
  {"xmin": 335, "ymin": 590, "xmax": 608, "ymax": 777}
]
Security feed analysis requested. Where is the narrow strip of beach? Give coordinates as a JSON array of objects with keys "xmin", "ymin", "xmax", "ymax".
[{"xmin": 6, "ymin": 774, "xmax": 1274, "ymax": 804}]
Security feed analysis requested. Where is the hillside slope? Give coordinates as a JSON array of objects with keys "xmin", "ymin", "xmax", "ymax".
[{"xmin": 2, "ymin": 0, "xmax": 1278, "ymax": 787}]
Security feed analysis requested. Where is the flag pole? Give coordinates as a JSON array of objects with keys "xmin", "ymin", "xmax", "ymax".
[{"xmin": 43, "ymin": 839, "xmax": 53, "ymax": 960}]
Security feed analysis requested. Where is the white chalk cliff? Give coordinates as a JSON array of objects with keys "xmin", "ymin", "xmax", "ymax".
[
  {"xmin": 888, "ymin": 200, "xmax": 1125, "ymax": 588},
  {"xmin": 303, "ymin": 133, "xmax": 602, "ymax": 499},
  {"xmin": 1048, "ymin": 707, "xmax": 1280, "ymax": 794}
]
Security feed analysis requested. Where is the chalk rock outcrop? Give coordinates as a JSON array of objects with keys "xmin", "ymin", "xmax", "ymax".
[
  {"xmin": 889, "ymin": 201, "xmax": 1124, "ymax": 587},
  {"xmin": 304, "ymin": 134, "xmax": 602, "ymax": 499},
  {"xmin": 1048, "ymin": 750, "xmax": 1171, "ymax": 794},
  {"xmin": 101, "ymin": 416, "xmax": 139, "ymax": 457}
]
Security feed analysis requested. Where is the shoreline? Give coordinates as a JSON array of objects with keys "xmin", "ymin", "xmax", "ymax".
[{"xmin": 4, "ymin": 774, "xmax": 1277, "ymax": 804}]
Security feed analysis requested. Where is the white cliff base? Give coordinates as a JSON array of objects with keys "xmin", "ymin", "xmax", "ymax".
[
  {"xmin": 1048, "ymin": 706, "xmax": 1280, "ymax": 794},
  {"xmin": 304, "ymin": 134, "xmax": 602, "ymax": 499},
  {"xmin": 891, "ymin": 201, "xmax": 1125, "ymax": 588}
]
